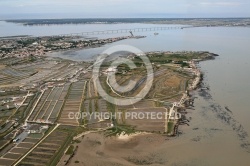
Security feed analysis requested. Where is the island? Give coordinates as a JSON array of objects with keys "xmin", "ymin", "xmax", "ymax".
[{"xmin": 0, "ymin": 35, "xmax": 218, "ymax": 166}]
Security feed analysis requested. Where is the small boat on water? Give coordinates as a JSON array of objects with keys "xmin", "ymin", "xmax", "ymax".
[{"xmin": 154, "ymin": 32, "xmax": 159, "ymax": 35}]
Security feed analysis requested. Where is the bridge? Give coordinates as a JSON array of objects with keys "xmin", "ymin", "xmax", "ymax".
[
  {"xmin": 59, "ymin": 26, "xmax": 191, "ymax": 37},
  {"xmin": 0, "ymin": 26, "xmax": 191, "ymax": 40}
]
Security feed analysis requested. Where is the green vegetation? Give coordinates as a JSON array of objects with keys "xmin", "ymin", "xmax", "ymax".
[
  {"xmin": 66, "ymin": 145, "xmax": 74, "ymax": 155},
  {"xmin": 0, "ymin": 48, "xmax": 13, "ymax": 53},
  {"xmin": 73, "ymin": 139, "xmax": 81, "ymax": 144},
  {"xmin": 17, "ymin": 39, "xmax": 37, "ymax": 47},
  {"xmin": 147, "ymin": 52, "xmax": 208, "ymax": 64},
  {"xmin": 28, "ymin": 55, "xmax": 37, "ymax": 62},
  {"xmin": 167, "ymin": 121, "xmax": 174, "ymax": 134},
  {"xmin": 48, "ymin": 127, "xmax": 75, "ymax": 166},
  {"xmin": 126, "ymin": 156, "xmax": 153, "ymax": 165},
  {"xmin": 28, "ymin": 133, "xmax": 44, "ymax": 139},
  {"xmin": 13, "ymin": 93, "xmax": 39, "ymax": 124},
  {"xmin": 155, "ymin": 101, "xmax": 164, "ymax": 107}
]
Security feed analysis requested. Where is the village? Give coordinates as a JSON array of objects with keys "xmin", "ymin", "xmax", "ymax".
[{"xmin": 0, "ymin": 35, "xmax": 145, "ymax": 59}]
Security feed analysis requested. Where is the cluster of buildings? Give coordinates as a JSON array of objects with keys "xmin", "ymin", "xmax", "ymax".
[{"xmin": 0, "ymin": 35, "xmax": 135, "ymax": 59}]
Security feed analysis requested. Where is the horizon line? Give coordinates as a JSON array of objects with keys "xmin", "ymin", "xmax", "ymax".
[{"xmin": 2, "ymin": 17, "xmax": 250, "ymax": 21}]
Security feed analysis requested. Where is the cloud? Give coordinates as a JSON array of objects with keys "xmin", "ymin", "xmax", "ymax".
[
  {"xmin": 0, "ymin": 0, "xmax": 250, "ymax": 18},
  {"xmin": 200, "ymin": 2, "xmax": 242, "ymax": 6}
]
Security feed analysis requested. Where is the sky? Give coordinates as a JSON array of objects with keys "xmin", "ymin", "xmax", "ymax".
[{"xmin": 0, "ymin": 0, "xmax": 250, "ymax": 19}]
